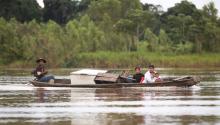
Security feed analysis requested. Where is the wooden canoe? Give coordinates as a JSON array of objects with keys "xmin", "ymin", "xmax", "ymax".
[{"xmin": 30, "ymin": 76, "xmax": 200, "ymax": 88}]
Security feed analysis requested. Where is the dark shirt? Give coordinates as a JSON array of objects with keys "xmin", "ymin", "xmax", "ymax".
[
  {"xmin": 32, "ymin": 65, "xmax": 45, "ymax": 79},
  {"xmin": 133, "ymin": 73, "xmax": 144, "ymax": 83}
]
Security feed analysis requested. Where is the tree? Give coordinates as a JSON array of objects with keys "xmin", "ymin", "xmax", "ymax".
[
  {"xmin": 160, "ymin": 0, "xmax": 205, "ymax": 53},
  {"xmin": 161, "ymin": 0, "xmax": 197, "ymax": 18},
  {"xmin": 77, "ymin": 15, "xmax": 105, "ymax": 52},
  {"xmin": 202, "ymin": 2, "xmax": 220, "ymax": 52},
  {"xmin": 144, "ymin": 28, "xmax": 158, "ymax": 51},
  {"xmin": 43, "ymin": 0, "xmax": 80, "ymax": 24},
  {"xmin": 166, "ymin": 14, "xmax": 194, "ymax": 44},
  {"xmin": 0, "ymin": 0, "xmax": 41, "ymax": 22},
  {"xmin": 78, "ymin": 0, "xmax": 91, "ymax": 13},
  {"xmin": 142, "ymin": 3, "xmax": 163, "ymax": 15},
  {"xmin": 87, "ymin": 0, "xmax": 122, "ymax": 22},
  {"xmin": 142, "ymin": 3, "xmax": 163, "ymax": 35},
  {"xmin": 126, "ymin": 9, "xmax": 153, "ymax": 39},
  {"xmin": 119, "ymin": 0, "xmax": 142, "ymax": 18},
  {"xmin": 203, "ymin": 2, "xmax": 218, "ymax": 23},
  {"xmin": 0, "ymin": 18, "xmax": 26, "ymax": 63},
  {"xmin": 158, "ymin": 29, "xmax": 172, "ymax": 52}
]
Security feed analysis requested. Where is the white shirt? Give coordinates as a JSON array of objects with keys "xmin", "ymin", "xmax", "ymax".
[{"xmin": 143, "ymin": 71, "xmax": 155, "ymax": 83}]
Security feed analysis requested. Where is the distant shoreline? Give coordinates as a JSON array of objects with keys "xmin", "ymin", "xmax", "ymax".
[{"xmin": 1, "ymin": 52, "xmax": 220, "ymax": 68}]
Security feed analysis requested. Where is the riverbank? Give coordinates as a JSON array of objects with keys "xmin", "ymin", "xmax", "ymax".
[
  {"xmin": 70, "ymin": 52, "xmax": 220, "ymax": 68},
  {"xmin": 1, "ymin": 52, "xmax": 220, "ymax": 68}
]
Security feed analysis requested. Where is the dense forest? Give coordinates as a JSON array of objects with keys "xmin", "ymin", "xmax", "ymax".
[{"xmin": 0, "ymin": 0, "xmax": 220, "ymax": 68}]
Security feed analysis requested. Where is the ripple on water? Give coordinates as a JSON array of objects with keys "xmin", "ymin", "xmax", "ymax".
[{"xmin": 0, "ymin": 71, "xmax": 220, "ymax": 125}]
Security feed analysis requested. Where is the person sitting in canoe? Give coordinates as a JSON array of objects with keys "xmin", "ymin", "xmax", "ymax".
[
  {"xmin": 31, "ymin": 58, "xmax": 55, "ymax": 84},
  {"xmin": 133, "ymin": 66, "xmax": 144, "ymax": 83},
  {"xmin": 142, "ymin": 64, "xmax": 156, "ymax": 83},
  {"xmin": 153, "ymin": 72, "xmax": 162, "ymax": 82}
]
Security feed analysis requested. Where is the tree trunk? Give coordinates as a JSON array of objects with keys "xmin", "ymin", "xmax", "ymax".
[{"xmin": 195, "ymin": 35, "xmax": 202, "ymax": 53}]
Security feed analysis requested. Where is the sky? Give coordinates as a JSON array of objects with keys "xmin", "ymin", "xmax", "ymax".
[
  {"xmin": 141, "ymin": 0, "xmax": 220, "ymax": 16},
  {"xmin": 36, "ymin": 0, "xmax": 220, "ymax": 16},
  {"xmin": 37, "ymin": 0, "xmax": 44, "ymax": 8}
]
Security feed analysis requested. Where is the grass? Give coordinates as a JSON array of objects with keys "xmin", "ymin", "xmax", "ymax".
[
  {"xmin": 73, "ymin": 51, "xmax": 220, "ymax": 68},
  {"xmin": 1, "ymin": 51, "xmax": 220, "ymax": 68}
]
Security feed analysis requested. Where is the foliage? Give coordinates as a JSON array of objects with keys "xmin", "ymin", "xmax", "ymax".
[
  {"xmin": 43, "ymin": 0, "xmax": 81, "ymax": 24},
  {"xmin": 73, "ymin": 51, "xmax": 220, "ymax": 68},
  {"xmin": 0, "ymin": 0, "xmax": 41, "ymax": 22},
  {"xmin": 0, "ymin": 0, "xmax": 220, "ymax": 67}
]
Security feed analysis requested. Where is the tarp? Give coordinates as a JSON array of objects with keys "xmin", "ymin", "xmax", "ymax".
[{"xmin": 70, "ymin": 69, "xmax": 107, "ymax": 76}]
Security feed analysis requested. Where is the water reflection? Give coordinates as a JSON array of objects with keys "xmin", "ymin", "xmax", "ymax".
[
  {"xmin": 35, "ymin": 88, "xmax": 71, "ymax": 103},
  {"xmin": 94, "ymin": 88, "xmax": 194, "ymax": 101},
  {"xmin": 36, "ymin": 88, "xmax": 46, "ymax": 103}
]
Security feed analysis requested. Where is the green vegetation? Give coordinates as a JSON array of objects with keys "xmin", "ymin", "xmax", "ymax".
[
  {"xmin": 0, "ymin": 0, "xmax": 220, "ymax": 68},
  {"xmin": 73, "ymin": 52, "xmax": 220, "ymax": 68}
]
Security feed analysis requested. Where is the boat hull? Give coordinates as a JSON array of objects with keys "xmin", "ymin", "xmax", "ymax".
[{"xmin": 30, "ymin": 77, "xmax": 200, "ymax": 88}]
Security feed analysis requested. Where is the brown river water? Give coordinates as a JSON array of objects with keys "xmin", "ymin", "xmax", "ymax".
[{"xmin": 0, "ymin": 68, "xmax": 220, "ymax": 125}]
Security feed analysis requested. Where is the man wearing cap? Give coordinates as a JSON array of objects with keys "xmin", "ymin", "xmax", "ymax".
[
  {"xmin": 32, "ymin": 58, "xmax": 55, "ymax": 84},
  {"xmin": 142, "ymin": 64, "xmax": 155, "ymax": 83}
]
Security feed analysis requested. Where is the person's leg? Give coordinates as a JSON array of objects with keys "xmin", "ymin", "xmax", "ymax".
[
  {"xmin": 39, "ymin": 76, "xmax": 55, "ymax": 83},
  {"xmin": 47, "ymin": 75, "xmax": 55, "ymax": 84},
  {"xmin": 38, "ymin": 76, "xmax": 49, "ymax": 82},
  {"xmin": 49, "ymin": 79, "xmax": 54, "ymax": 84},
  {"xmin": 49, "ymin": 76, "xmax": 55, "ymax": 84}
]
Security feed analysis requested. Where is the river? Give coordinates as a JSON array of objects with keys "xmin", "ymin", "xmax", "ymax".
[{"xmin": 0, "ymin": 68, "xmax": 220, "ymax": 125}]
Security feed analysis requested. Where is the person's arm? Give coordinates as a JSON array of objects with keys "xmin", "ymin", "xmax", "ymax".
[
  {"xmin": 31, "ymin": 69, "xmax": 38, "ymax": 77},
  {"xmin": 141, "ymin": 74, "xmax": 146, "ymax": 83},
  {"xmin": 140, "ymin": 76, "xmax": 144, "ymax": 83},
  {"xmin": 41, "ymin": 71, "xmax": 48, "ymax": 75},
  {"xmin": 37, "ymin": 70, "xmax": 48, "ymax": 77},
  {"xmin": 132, "ymin": 74, "xmax": 136, "ymax": 79},
  {"xmin": 33, "ymin": 66, "xmax": 48, "ymax": 77}
]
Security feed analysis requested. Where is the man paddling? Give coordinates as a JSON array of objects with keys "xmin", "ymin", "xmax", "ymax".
[{"xmin": 31, "ymin": 58, "xmax": 55, "ymax": 84}]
